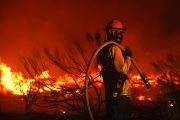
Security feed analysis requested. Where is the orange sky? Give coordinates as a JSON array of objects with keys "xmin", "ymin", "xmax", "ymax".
[{"xmin": 0, "ymin": 0, "xmax": 180, "ymax": 73}]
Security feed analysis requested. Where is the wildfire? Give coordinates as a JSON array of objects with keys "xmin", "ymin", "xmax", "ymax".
[
  {"xmin": 0, "ymin": 62, "xmax": 51, "ymax": 95},
  {"xmin": 129, "ymin": 73, "xmax": 160, "ymax": 88},
  {"xmin": 0, "ymin": 60, "xmax": 179, "ymax": 103},
  {"xmin": 0, "ymin": 61, "xmax": 87, "ymax": 95},
  {"xmin": 0, "ymin": 62, "xmax": 31, "ymax": 95}
]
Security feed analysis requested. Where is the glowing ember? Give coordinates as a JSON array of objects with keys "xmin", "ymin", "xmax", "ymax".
[
  {"xmin": 132, "ymin": 75, "xmax": 141, "ymax": 80},
  {"xmin": 147, "ymin": 97, "xmax": 152, "ymax": 101},
  {"xmin": 62, "ymin": 111, "xmax": 66, "ymax": 114},
  {"xmin": 169, "ymin": 103, "xmax": 174, "ymax": 107},
  {"xmin": 137, "ymin": 95, "xmax": 145, "ymax": 101}
]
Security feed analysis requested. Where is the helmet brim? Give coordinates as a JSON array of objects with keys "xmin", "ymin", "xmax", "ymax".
[{"xmin": 104, "ymin": 27, "xmax": 126, "ymax": 31}]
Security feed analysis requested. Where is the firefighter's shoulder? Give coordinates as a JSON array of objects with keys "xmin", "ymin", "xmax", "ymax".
[{"xmin": 110, "ymin": 45, "xmax": 123, "ymax": 53}]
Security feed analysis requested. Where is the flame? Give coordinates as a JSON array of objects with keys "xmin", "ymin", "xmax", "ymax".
[
  {"xmin": 0, "ymin": 62, "xmax": 31, "ymax": 95},
  {"xmin": 35, "ymin": 71, "xmax": 51, "ymax": 79},
  {"xmin": 0, "ymin": 60, "xmax": 179, "ymax": 103},
  {"xmin": 0, "ymin": 62, "xmax": 50, "ymax": 95},
  {"xmin": 0, "ymin": 61, "xmax": 87, "ymax": 94},
  {"xmin": 137, "ymin": 95, "xmax": 153, "ymax": 101},
  {"xmin": 129, "ymin": 73, "xmax": 163, "ymax": 88}
]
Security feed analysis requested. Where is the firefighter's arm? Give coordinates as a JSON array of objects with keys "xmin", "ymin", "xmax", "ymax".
[{"xmin": 111, "ymin": 45, "xmax": 131, "ymax": 74}]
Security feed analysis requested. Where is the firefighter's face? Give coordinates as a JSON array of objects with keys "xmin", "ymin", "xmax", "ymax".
[{"xmin": 106, "ymin": 29, "xmax": 125, "ymax": 43}]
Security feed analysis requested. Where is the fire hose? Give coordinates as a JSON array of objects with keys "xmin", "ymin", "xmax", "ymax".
[{"xmin": 85, "ymin": 41, "xmax": 151, "ymax": 120}]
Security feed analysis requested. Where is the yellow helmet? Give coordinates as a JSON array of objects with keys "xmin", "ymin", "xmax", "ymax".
[{"xmin": 105, "ymin": 20, "xmax": 126, "ymax": 30}]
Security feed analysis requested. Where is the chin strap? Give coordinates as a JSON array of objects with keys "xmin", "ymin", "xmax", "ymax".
[{"xmin": 85, "ymin": 41, "xmax": 151, "ymax": 120}]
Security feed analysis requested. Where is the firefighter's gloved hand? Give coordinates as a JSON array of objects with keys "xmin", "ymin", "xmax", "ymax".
[{"xmin": 123, "ymin": 47, "xmax": 133, "ymax": 58}]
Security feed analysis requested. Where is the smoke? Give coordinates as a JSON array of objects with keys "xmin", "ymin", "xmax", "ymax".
[{"xmin": 0, "ymin": 0, "xmax": 179, "ymax": 72}]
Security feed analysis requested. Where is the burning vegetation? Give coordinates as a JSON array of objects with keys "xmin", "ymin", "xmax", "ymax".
[
  {"xmin": 0, "ymin": 53, "xmax": 179, "ymax": 117},
  {"xmin": 0, "ymin": 34, "xmax": 179, "ymax": 119}
]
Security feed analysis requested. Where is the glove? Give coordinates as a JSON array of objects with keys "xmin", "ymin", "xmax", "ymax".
[{"xmin": 123, "ymin": 47, "xmax": 133, "ymax": 58}]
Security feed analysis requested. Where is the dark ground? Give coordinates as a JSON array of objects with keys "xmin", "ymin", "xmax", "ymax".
[{"xmin": 0, "ymin": 112, "xmax": 163, "ymax": 120}]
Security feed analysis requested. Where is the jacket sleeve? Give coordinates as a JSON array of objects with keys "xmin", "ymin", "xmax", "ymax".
[{"xmin": 110, "ymin": 45, "xmax": 131, "ymax": 74}]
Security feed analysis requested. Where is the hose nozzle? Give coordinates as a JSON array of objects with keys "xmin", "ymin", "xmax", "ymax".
[{"xmin": 140, "ymin": 73, "xmax": 151, "ymax": 89}]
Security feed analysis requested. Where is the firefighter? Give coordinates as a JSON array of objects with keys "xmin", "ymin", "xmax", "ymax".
[{"xmin": 98, "ymin": 20, "xmax": 133, "ymax": 120}]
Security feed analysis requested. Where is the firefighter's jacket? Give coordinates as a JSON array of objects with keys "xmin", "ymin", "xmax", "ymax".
[{"xmin": 99, "ymin": 44, "xmax": 131, "ymax": 97}]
